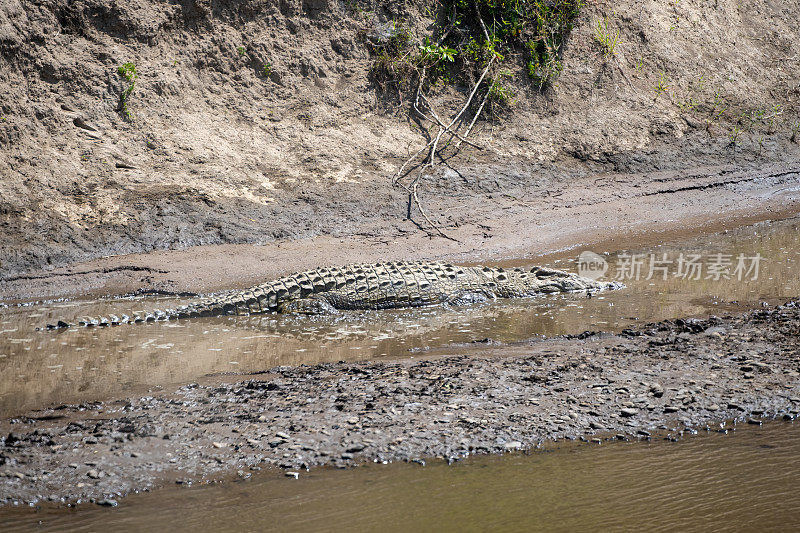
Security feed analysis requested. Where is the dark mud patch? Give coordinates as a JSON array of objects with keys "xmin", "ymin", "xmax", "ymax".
[{"xmin": 1, "ymin": 301, "xmax": 799, "ymax": 506}]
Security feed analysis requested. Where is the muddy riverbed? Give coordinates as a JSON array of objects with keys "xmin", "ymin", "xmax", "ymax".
[{"xmin": 1, "ymin": 300, "xmax": 799, "ymax": 506}]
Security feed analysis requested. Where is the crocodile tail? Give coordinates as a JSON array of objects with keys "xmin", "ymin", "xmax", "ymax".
[{"xmin": 46, "ymin": 284, "xmax": 283, "ymax": 329}]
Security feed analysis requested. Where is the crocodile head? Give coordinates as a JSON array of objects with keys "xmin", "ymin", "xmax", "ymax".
[{"xmin": 493, "ymin": 266, "xmax": 618, "ymax": 297}]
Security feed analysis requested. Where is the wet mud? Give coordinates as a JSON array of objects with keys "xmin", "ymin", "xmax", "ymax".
[{"xmin": 1, "ymin": 301, "xmax": 799, "ymax": 506}]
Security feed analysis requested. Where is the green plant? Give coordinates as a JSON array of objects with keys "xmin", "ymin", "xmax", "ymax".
[
  {"xmin": 237, "ymin": 46, "xmax": 246, "ymax": 56},
  {"xmin": 420, "ymin": 37, "xmax": 457, "ymax": 63},
  {"xmin": 729, "ymin": 125, "xmax": 742, "ymax": 147},
  {"xmin": 488, "ymin": 70, "xmax": 515, "ymax": 102},
  {"xmin": 117, "ymin": 62, "xmax": 138, "ymax": 120},
  {"xmin": 654, "ymin": 71, "xmax": 669, "ymax": 100},
  {"xmin": 593, "ymin": 16, "xmax": 620, "ymax": 59},
  {"xmin": 371, "ymin": 0, "xmax": 584, "ymax": 97},
  {"xmin": 262, "ymin": 62, "xmax": 273, "ymax": 77}
]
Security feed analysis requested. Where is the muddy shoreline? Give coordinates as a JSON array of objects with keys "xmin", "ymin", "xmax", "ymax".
[
  {"xmin": 2, "ymin": 162, "xmax": 799, "ymax": 304},
  {"xmin": 1, "ymin": 301, "xmax": 798, "ymax": 506}
]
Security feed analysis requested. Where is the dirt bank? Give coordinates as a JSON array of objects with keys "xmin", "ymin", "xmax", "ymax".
[
  {"xmin": 1, "ymin": 301, "xmax": 798, "ymax": 506},
  {"xmin": 1, "ymin": 0, "xmax": 800, "ymax": 279}
]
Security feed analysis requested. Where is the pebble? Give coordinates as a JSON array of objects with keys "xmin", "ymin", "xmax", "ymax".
[
  {"xmin": 503, "ymin": 441, "xmax": 523, "ymax": 450},
  {"xmin": 86, "ymin": 470, "xmax": 102, "ymax": 479},
  {"xmin": 664, "ymin": 406, "xmax": 680, "ymax": 413},
  {"xmin": 707, "ymin": 404, "xmax": 720, "ymax": 411},
  {"xmin": 275, "ymin": 432, "xmax": 290, "ymax": 440},
  {"xmin": 97, "ymin": 499, "xmax": 118, "ymax": 507},
  {"xmin": 620, "ymin": 408, "xmax": 639, "ymax": 417},
  {"xmin": 285, "ymin": 472, "xmax": 299, "ymax": 479},
  {"xmin": 212, "ymin": 442, "xmax": 227, "ymax": 449}
]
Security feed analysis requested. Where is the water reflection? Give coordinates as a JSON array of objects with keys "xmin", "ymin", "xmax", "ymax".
[{"xmin": 0, "ymin": 218, "xmax": 798, "ymax": 416}]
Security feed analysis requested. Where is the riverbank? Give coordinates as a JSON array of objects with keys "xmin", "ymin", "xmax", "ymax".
[
  {"xmin": 2, "ymin": 300, "xmax": 798, "ymax": 506},
  {"xmin": 2, "ymin": 0, "xmax": 800, "ymax": 282}
]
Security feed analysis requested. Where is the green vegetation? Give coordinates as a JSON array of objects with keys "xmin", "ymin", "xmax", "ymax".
[
  {"xmin": 791, "ymin": 121, "xmax": 800, "ymax": 143},
  {"xmin": 653, "ymin": 71, "xmax": 669, "ymax": 100},
  {"xmin": 593, "ymin": 17, "xmax": 619, "ymax": 59},
  {"xmin": 237, "ymin": 46, "xmax": 246, "ymax": 56},
  {"xmin": 117, "ymin": 62, "xmax": 138, "ymax": 121},
  {"xmin": 262, "ymin": 62, "xmax": 273, "ymax": 77},
  {"xmin": 370, "ymin": 0, "xmax": 584, "ymax": 97}
]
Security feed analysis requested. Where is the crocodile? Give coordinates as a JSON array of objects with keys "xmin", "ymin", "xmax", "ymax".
[{"xmin": 48, "ymin": 261, "xmax": 620, "ymax": 328}]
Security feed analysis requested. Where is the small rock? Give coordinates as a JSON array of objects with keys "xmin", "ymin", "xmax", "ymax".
[
  {"xmin": 707, "ymin": 404, "xmax": 720, "ymax": 411},
  {"xmin": 212, "ymin": 442, "xmax": 227, "ymax": 449},
  {"xmin": 620, "ymin": 408, "xmax": 639, "ymax": 417},
  {"xmin": 664, "ymin": 406, "xmax": 680, "ymax": 413},
  {"xmin": 747, "ymin": 418, "xmax": 763, "ymax": 425},
  {"xmin": 346, "ymin": 443, "xmax": 366, "ymax": 453},
  {"xmin": 503, "ymin": 441, "xmax": 523, "ymax": 450},
  {"xmin": 285, "ymin": 471, "xmax": 299, "ymax": 479},
  {"xmin": 97, "ymin": 499, "xmax": 118, "ymax": 507},
  {"xmin": 86, "ymin": 469, "xmax": 102, "ymax": 479},
  {"xmin": 341, "ymin": 452, "xmax": 354, "ymax": 460},
  {"xmin": 275, "ymin": 432, "xmax": 290, "ymax": 440},
  {"xmin": 13, "ymin": 472, "xmax": 25, "ymax": 479}
]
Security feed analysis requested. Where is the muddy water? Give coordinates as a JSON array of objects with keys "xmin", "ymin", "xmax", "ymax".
[
  {"xmin": 2, "ymin": 421, "xmax": 798, "ymax": 532},
  {"xmin": 1, "ymin": 217, "xmax": 799, "ymax": 416}
]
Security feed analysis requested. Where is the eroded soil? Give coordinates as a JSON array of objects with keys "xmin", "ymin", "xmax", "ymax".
[{"xmin": 1, "ymin": 301, "xmax": 798, "ymax": 506}]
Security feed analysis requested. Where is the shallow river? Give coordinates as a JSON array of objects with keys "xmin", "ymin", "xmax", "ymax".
[
  {"xmin": 1, "ymin": 217, "xmax": 799, "ymax": 416},
  {"xmin": 3, "ymin": 421, "xmax": 799, "ymax": 531}
]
